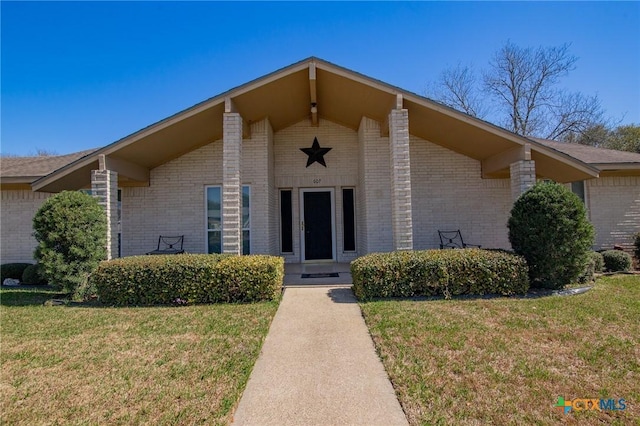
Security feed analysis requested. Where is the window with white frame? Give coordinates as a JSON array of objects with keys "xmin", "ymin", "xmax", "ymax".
[{"xmin": 206, "ymin": 186, "xmax": 250, "ymax": 254}]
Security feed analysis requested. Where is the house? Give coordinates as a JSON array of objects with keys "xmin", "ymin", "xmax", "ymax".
[{"xmin": 2, "ymin": 57, "xmax": 639, "ymax": 264}]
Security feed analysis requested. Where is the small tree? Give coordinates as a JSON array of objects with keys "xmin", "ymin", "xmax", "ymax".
[
  {"xmin": 508, "ymin": 181, "xmax": 594, "ymax": 289},
  {"xmin": 33, "ymin": 191, "xmax": 107, "ymax": 299}
]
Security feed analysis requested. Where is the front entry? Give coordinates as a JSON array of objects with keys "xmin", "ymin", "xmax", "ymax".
[{"xmin": 300, "ymin": 189, "xmax": 335, "ymax": 261}]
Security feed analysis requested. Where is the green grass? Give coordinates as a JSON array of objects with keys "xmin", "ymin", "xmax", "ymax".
[
  {"xmin": 360, "ymin": 275, "xmax": 640, "ymax": 425},
  {"xmin": 0, "ymin": 286, "xmax": 279, "ymax": 425}
]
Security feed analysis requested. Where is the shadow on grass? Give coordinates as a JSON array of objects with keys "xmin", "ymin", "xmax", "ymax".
[
  {"xmin": 1, "ymin": 285, "xmax": 280, "ymax": 309},
  {"xmin": 0, "ymin": 285, "xmax": 69, "ymax": 307}
]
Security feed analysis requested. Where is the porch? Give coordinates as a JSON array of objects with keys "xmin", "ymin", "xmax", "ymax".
[{"xmin": 283, "ymin": 262, "xmax": 352, "ymax": 286}]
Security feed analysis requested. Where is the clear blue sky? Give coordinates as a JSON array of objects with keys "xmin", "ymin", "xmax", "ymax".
[{"xmin": 2, "ymin": 1, "xmax": 639, "ymax": 156}]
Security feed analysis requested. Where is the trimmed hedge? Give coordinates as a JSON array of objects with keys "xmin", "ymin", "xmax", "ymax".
[
  {"xmin": 91, "ymin": 254, "xmax": 284, "ymax": 306},
  {"xmin": 21, "ymin": 264, "xmax": 48, "ymax": 285},
  {"xmin": 601, "ymin": 250, "xmax": 632, "ymax": 272},
  {"xmin": 1, "ymin": 263, "xmax": 32, "ymax": 282},
  {"xmin": 351, "ymin": 249, "xmax": 529, "ymax": 301}
]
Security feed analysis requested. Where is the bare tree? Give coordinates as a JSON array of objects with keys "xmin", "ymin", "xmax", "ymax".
[
  {"xmin": 429, "ymin": 63, "xmax": 487, "ymax": 118},
  {"xmin": 430, "ymin": 41, "xmax": 606, "ymax": 140}
]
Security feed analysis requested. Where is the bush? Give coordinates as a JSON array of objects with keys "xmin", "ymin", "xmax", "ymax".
[
  {"xmin": 1, "ymin": 263, "xmax": 32, "ymax": 282},
  {"xmin": 351, "ymin": 249, "xmax": 529, "ymax": 301},
  {"xmin": 91, "ymin": 254, "xmax": 284, "ymax": 306},
  {"xmin": 634, "ymin": 233, "xmax": 640, "ymax": 264},
  {"xmin": 508, "ymin": 181, "xmax": 594, "ymax": 289},
  {"xmin": 578, "ymin": 252, "xmax": 605, "ymax": 284},
  {"xmin": 33, "ymin": 191, "xmax": 107, "ymax": 300},
  {"xmin": 21, "ymin": 264, "xmax": 48, "ymax": 285},
  {"xmin": 601, "ymin": 250, "xmax": 632, "ymax": 272}
]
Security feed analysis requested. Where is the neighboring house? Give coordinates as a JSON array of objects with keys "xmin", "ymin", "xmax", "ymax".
[{"xmin": 1, "ymin": 57, "xmax": 639, "ymax": 264}]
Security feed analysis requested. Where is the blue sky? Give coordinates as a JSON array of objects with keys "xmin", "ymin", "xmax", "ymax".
[{"xmin": 1, "ymin": 1, "xmax": 639, "ymax": 156}]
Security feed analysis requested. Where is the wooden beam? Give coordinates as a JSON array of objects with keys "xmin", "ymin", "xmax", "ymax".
[
  {"xmin": 224, "ymin": 97, "xmax": 237, "ymax": 113},
  {"xmin": 309, "ymin": 62, "xmax": 318, "ymax": 126},
  {"xmin": 100, "ymin": 154, "xmax": 150, "ymax": 182},
  {"xmin": 396, "ymin": 93, "xmax": 404, "ymax": 110},
  {"xmin": 481, "ymin": 144, "xmax": 531, "ymax": 178},
  {"xmin": 224, "ymin": 96, "xmax": 251, "ymax": 138}
]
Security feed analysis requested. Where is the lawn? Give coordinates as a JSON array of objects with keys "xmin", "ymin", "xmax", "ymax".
[
  {"xmin": 360, "ymin": 275, "xmax": 639, "ymax": 425},
  {"xmin": 0, "ymin": 286, "xmax": 278, "ymax": 425}
]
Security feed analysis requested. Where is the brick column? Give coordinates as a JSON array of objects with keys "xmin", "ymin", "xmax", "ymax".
[
  {"xmin": 91, "ymin": 169, "xmax": 119, "ymax": 259},
  {"xmin": 223, "ymin": 112, "xmax": 242, "ymax": 254},
  {"xmin": 510, "ymin": 160, "xmax": 536, "ymax": 201},
  {"xmin": 389, "ymin": 108, "xmax": 413, "ymax": 251}
]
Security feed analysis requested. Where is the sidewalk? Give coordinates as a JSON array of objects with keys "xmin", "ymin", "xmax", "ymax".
[{"xmin": 232, "ymin": 285, "xmax": 408, "ymax": 426}]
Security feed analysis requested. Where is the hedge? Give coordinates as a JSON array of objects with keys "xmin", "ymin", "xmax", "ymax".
[
  {"xmin": 601, "ymin": 250, "xmax": 632, "ymax": 272},
  {"xmin": 91, "ymin": 254, "xmax": 284, "ymax": 306},
  {"xmin": 21, "ymin": 264, "xmax": 48, "ymax": 285},
  {"xmin": 351, "ymin": 249, "xmax": 529, "ymax": 301},
  {"xmin": 1, "ymin": 263, "xmax": 32, "ymax": 282}
]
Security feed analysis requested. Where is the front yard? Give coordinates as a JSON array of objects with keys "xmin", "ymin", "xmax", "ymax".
[
  {"xmin": 360, "ymin": 275, "xmax": 639, "ymax": 425},
  {"xmin": 0, "ymin": 287, "xmax": 278, "ymax": 425}
]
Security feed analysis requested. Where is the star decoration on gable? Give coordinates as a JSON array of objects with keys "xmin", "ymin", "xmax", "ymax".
[{"xmin": 300, "ymin": 137, "xmax": 332, "ymax": 168}]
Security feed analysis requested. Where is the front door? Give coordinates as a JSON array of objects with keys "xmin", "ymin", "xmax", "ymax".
[{"xmin": 301, "ymin": 189, "xmax": 334, "ymax": 261}]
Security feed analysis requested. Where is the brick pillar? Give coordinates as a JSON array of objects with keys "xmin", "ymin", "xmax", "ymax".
[
  {"xmin": 389, "ymin": 108, "xmax": 413, "ymax": 251},
  {"xmin": 223, "ymin": 112, "xmax": 242, "ymax": 254},
  {"xmin": 91, "ymin": 169, "xmax": 118, "ymax": 260},
  {"xmin": 510, "ymin": 160, "xmax": 536, "ymax": 201}
]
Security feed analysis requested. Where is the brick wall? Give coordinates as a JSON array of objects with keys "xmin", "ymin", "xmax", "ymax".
[
  {"xmin": 121, "ymin": 141, "xmax": 224, "ymax": 256},
  {"xmin": 357, "ymin": 117, "xmax": 393, "ymax": 254},
  {"xmin": 587, "ymin": 176, "xmax": 640, "ymax": 250},
  {"xmin": 410, "ymin": 136, "xmax": 513, "ymax": 250},
  {"xmin": 274, "ymin": 118, "xmax": 359, "ymax": 262},
  {"xmin": 0, "ymin": 190, "xmax": 51, "ymax": 263}
]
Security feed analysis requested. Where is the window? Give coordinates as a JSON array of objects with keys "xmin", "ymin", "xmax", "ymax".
[
  {"xmin": 242, "ymin": 186, "xmax": 250, "ymax": 255},
  {"xmin": 342, "ymin": 188, "xmax": 356, "ymax": 251},
  {"xmin": 571, "ymin": 181, "xmax": 586, "ymax": 204},
  {"xmin": 280, "ymin": 190, "xmax": 293, "ymax": 253},
  {"xmin": 206, "ymin": 185, "xmax": 250, "ymax": 254},
  {"xmin": 206, "ymin": 187, "xmax": 222, "ymax": 253}
]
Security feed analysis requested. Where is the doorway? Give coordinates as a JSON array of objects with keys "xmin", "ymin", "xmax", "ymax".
[{"xmin": 300, "ymin": 189, "xmax": 335, "ymax": 261}]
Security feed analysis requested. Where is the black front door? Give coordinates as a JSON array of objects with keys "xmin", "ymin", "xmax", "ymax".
[{"xmin": 303, "ymin": 191, "xmax": 333, "ymax": 260}]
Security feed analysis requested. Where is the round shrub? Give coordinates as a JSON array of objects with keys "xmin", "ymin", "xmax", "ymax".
[
  {"xmin": 1, "ymin": 263, "xmax": 32, "ymax": 281},
  {"xmin": 33, "ymin": 191, "xmax": 107, "ymax": 299},
  {"xmin": 601, "ymin": 250, "xmax": 632, "ymax": 272},
  {"xmin": 21, "ymin": 263, "xmax": 48, "ymax": 285},
  {"xmin": 508, "ymin": 181, "xmax": 594, "ymax": 289}
]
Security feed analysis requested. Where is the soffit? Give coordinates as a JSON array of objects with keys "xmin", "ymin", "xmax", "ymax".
[{"xmin": 32, "ymin": 57, "xmax": 601, "ymax": 191}]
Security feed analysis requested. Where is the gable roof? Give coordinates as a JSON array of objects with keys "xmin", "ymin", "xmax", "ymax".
[
  {"xmin": 1, "ymin": 149, "xmax": 97, "ymax": 189},
  {"xmin": 532, "ymin": 138, "xmax": 640, "ymax": 176},
  {"xmin": 24, "ymin": 57, "xmax": 610, "ymax": 192}
]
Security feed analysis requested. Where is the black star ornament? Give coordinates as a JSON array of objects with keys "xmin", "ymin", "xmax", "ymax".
[{"xmin": 300, "ymin": 137, "xmax": 332, "ymax": 168}]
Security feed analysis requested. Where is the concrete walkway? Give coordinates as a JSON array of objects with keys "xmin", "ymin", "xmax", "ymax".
[{"xmin": 232, "ymin": 285, "xmax": 408, "ymax": 426}]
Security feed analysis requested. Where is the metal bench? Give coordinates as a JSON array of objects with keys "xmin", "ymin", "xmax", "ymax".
[
  {"xmin": 146, "ymin": 235, "xmax": 185, "ymax": 255},
  {"xmin": 438, "ymin": 230, "xmax": 481, "ymax": 249}
]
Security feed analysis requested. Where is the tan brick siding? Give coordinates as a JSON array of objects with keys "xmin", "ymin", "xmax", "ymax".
[
  {"xmin": 410, "ymin": 136, "xmax": 513, "ymax": 249},
  {"xmin": 274, "ymin": 118, "xmax": 359, "ymax": 262},
  {"xmin": 357, "ymin": 117, "xmax": 393, "ymax": 254},
  {"xmin": 587, "ymin": 176, "xmax": 640, "ymax": 251},
  {"xmin": 0, "ymin": 190, "xmax": 51, "ymax": 263}
]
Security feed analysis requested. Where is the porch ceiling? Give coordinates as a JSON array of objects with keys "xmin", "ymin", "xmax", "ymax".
[{"xmin": 32, "ymin": 57, "xmax": 599, "ymax": 193}]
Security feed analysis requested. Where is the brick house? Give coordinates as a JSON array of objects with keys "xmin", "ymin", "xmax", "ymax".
[{"xmin": 2, "ymin": 58, "xmax": 639, "ymax": 264}]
